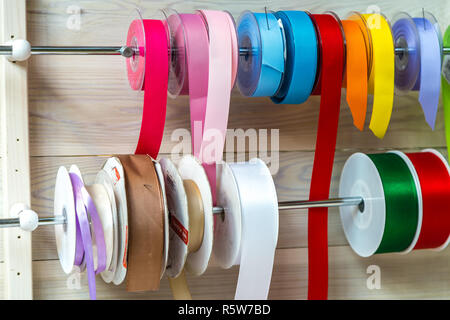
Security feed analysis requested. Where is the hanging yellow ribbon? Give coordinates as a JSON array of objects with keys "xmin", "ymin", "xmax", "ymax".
[{"xmin": 363, "ymin": 13, "xmax": 395, "ymax": 139}]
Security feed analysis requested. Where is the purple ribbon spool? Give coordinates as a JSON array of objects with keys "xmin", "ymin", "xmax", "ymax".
[
  {"xmin": 393, "ymin": 15, "xmax": 421, "ymax": 92},
  {"xmin": 69, "ymin": 171, "xmax": 107, "ymax": 300}
]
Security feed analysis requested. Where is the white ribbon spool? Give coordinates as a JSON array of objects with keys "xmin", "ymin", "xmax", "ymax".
[
  {"xmin": 153, "ymin": 160, "xmax": 170, "ymax": 279},
  {"xmin": 54, "ymin": 166, "xmax": 77, "ymax": 274},
  {"xmin": 101, "ymin": 157, "xmax": 129, "ymax": 285},
  {"xmin": 95, "ymin": 169, "xmax": 119, "ymax": 284},
  {"xmin": 215, "ymin": 158, "xmax": 279, "ymax": 300},
  {"xmin": 160, "ymin": 157, "xmax": 190, "ymax": 278}
]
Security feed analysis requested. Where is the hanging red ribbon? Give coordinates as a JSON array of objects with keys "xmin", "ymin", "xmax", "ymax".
[
  {"xmin": 127, "ymin": 19, "xmax": 169, "ymax": 157},
  {"xmin": 406, "ymin": 151, "xmax": 450, "ymax": 250},
  {"xmin": 308, "ymin": 14, "xmax": 344, "ymax": 300}
]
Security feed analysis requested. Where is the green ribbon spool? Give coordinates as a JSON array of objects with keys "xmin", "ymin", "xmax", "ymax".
[{"xmin": 368, "ymin": 153, "xmax": 419, "ymax": 253}]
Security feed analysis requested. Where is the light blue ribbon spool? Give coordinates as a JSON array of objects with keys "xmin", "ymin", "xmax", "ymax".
[
  {"xmin": 271, "ymin": 11, "xmax": 318, "ymax": 104},
  {"xmin": 237, "ymin": 11, "xmax": 285, "ymax": 97}
]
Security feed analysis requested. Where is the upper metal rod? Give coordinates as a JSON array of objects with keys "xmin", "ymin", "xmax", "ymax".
[
  {"xmin": 0, "ymin": 196, "xmax": 363, "ymax": 229},
  {"xmin": 0, "ymin": 45, "xmax": 448, "ymax": 58}
]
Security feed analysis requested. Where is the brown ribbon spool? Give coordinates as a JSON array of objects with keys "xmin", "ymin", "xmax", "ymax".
[
  {"xmin": 169, "ymin": 179, "xmax": 205, "ymax": 299},
  {"xmin": 118, "ymin": 155, "xmax": 165, "ymax": 292}
]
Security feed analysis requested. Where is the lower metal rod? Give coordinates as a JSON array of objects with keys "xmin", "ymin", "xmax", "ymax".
[
  {"xmin": 0, "ymin": 215, "xmax": 66, "ymax": 228},
  {"xmin": 0, "ymin": 196, "xmax": 363, "ymax": 229},
  {"xmin": 212, "ymin": 196, "xmax": 364, "ymax": 215},
  {"xmin": 0, "ymin": 45, "xmax": 448, "ymax": 58}
]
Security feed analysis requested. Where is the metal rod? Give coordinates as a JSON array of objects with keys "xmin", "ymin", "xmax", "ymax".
[
  {"xmin": 0, "ymin": 45, "xmax": 448, "ymax": 58},
  {"xmin": 0, "ymin": 215, "xmax": 66, "ymax": 228},
  {"xmin": 211, "ymin": 196, "xmax": 364, "ymax": 215},
  {"xmin": 0, "ymin": 196, "xmax": 364, "ymax": 229}
]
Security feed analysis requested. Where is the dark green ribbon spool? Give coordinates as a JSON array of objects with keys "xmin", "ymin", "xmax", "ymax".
[{"xmin": 368, "ymin": 153, "xmax": 419, "ymax": 254}]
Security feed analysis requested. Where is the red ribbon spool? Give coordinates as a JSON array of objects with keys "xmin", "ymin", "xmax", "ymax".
[
  {"xmin": 127, "ymin": 19, "xmax": 169, "ymax": 157},
  {"xmin": 406, "ymin": 150, "xmax": 450, "ymax": 250}
]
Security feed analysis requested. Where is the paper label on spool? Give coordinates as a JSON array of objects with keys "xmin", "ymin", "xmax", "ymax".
[
  {"xmin": 214, "ymin": 162, "xmax": 242, "ymax": 269},
  {"xmin": 102, "ymin": 157, "xmax": 128, "ymax": 285},
  {"xmin": 339, "ymin": 153, "xmax": 386, "ymax": 257},
  {"xmin": 160, "ymin": 158, "xmax": 189, "ymax": 278},
  {"xmin": 95, "ymin": 170, "xmax": 119, "ymax": 284},
  {"xmin": 153, "ymin": 160, "xmax": 170, "ymax": 279},
  {"xmin": 54, "ymin": 166, "xmax": 77, "ymax": 274},
  {"xmin": 178, "ymin": 155, "xmax": 213, "ymax": 276}
]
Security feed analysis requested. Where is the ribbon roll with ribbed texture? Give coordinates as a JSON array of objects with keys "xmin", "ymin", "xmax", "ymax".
[
  {"xmin": 127, "ymin": 17, "xmax": 168, "ymax": 157},
  {"xmin": 271, "ymin": 11, "xmax": 317, "ymax": 104},
  {"xmin": 363, "ymin": 13, "xmax": 395, "ymax": 139},
  {"xmin": 215, "ymin": 159, "xmax": 278, "ymax": 300},
  {"xmin": 308, "ymin": 13, "xmax": 345, "ymax": 300},
  {"xmin": 118, "ymin": 155, "xmax": 165, "ymax": 292},
  {"xmin": 237, "ymin": 11, "xmax": 285, "ymax": 97}
]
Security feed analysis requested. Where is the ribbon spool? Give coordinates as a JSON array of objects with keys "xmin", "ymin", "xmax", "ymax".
[
  {"xmin": 117, "ymin": 155, "xmax": 165, "ymax": 292},
  {"xmin": 393, "ymin": 12, "xmax": 442, "ymax": 129},
  {"xmin": 214, "ymin": 159, "xmax": 278, "ymax": 300},
  {"xmin": 95, "ymin": 169, "xmax": 120, "ymax": 284},
  {"xmin": 126, "ymin": 9, "xmax": 170, "ymax": 157},
  {"xmin": 405, "ymin": 149, "xmax": 450, "ymax": 250},
  {"xmin": 177, "ymin": 155, "xmax": 213, "ymax": 276},
  {"xmin": 160, "ymin": 158, "xmax": 190, "ymax": 279},
  {"xmin": 270, "ymin": 10, "xmax": 317, "ymax": 104},
  {"xmin": 100, "ymin": 157, "xmax": 129, "ymax": 285},
  {"xmin": 392, "ymin": 12, "xmax": 421, "ymax": 93},
  {"xmin": 362, "ymin": 12, "xmax": 395, "ymax": 139},
  {"xmin": 161, "ymin": 157, "xmax": 208, "ymax": 299},
  {"xmin": 177, "ymin": 10, "xmax": 236, "ymax": 203},
  {"xmin": 339, "ymin": 151, "xmax": 423, "ymax": 257},
  {"xmin": 85, "ymin": 183, "xmax": 114, "ymax": 275},
  {"xmin": 54, "ymin": 165, "xmax": 107, "ymax": 300},
  {"xmin": 153, "ymin": 160, "xmax": 170, "ymax": 278},
  {"xmin": 342, "ymin": 13, "xmax": 370, "ymax": 130},
  {"xmin": 237, "ymin": 10, "xmax": 285, "ymax": 97}
]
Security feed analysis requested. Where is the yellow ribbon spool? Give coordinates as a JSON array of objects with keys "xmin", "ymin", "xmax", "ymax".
[{"xmin": 363, "ymin": 13, "xmax": 395, "ymax": 139}]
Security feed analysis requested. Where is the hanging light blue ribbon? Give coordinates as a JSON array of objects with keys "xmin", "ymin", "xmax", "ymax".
[
  {"xmin": 412, "ymin": 17, "xmax": 442, "ymax": 129},
  {"xmin": 393, "ymin": 14, "xmax": 442, "ymax": 129},
  {"xmin": 237, "ymin": 11, "xmax": 285, "ymax": 97},
  {"xmin": 271, "ymin": 11, "xmax": 318, "ymax": 104}
]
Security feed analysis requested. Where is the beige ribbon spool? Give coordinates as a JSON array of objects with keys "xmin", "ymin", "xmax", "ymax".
[{"xmin": 169, "ymin": 179, "xmax": 204, "ymax": 300}]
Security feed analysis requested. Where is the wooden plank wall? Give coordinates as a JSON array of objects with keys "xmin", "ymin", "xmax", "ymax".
[{"xmin": 1, "ymin": 0, "xmax": 449, "ymax": 299}]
